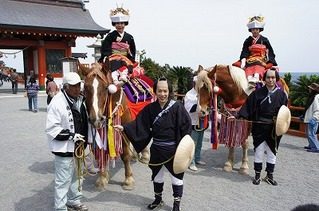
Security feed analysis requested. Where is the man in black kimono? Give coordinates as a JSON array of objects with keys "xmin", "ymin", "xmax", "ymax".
[
  {"xmin": 238, "ymin": 69, "xmax": 288, "ymax": 186},
  {"xmin": 114, "ymin": 78, "xmax": 191, "ymax": 211}
]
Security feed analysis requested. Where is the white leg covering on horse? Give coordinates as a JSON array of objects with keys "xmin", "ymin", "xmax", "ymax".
[
  {"xmin": 153, "ymin": 166, "xmax": 165, "ymax": 183},
  {"xmin": 254, "ymin": 141, "xmax": 266, "ymax": 163}
]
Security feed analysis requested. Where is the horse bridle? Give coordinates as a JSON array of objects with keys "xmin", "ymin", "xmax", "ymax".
[
  {"xmin": 86, "ymin": 65, "xmax": 110, "ymax": 85},
  {"xmin": 86, "ymin": 66, "xmax": 111, "ymax": 127}
]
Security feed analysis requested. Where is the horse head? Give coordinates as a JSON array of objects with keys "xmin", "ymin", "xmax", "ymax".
[
  {"xmin": 196, "ymin": 64, "xmax": 249, "ymax": 113},
  {"xmin": 78, "ymin": 61, "xmax": 112, "ymax": 128},
  {"xmin": 195, "ymin": 65, "xmax": 213, "ymax": 116}
]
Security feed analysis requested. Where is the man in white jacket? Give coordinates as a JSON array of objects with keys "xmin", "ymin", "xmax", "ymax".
[
  {"xmin": 46, "ymin": 72, "xmax": 89, "ymax": 211},
  {"xmin": 184, "ymin": 76, "xmax": 209, "ymax": 171},
  {"xmin": 303, "ymin": 83, "xmax": 319, "ymax": 153}
]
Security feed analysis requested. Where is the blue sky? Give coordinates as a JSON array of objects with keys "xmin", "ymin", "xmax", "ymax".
[{"xmin": 2, "ymin": 0, "xmax": 319, "ymax": 73}]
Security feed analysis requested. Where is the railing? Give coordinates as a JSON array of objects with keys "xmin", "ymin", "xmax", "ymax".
[
  {"xmin": 174, "ymin": 94, "xmax": 313, "ymax": 138},
  {"xmin": 287, "ymin": 105, "xmax": 306, "ymax": 137}
]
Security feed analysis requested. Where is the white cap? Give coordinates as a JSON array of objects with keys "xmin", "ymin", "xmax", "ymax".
[
  {"xmin": 63, "ymin": 72, "xmax": 81, "ymax": 85},
  {"xmin": 247, "ymin": 15, "xmax": 265, "ymax": 30}
]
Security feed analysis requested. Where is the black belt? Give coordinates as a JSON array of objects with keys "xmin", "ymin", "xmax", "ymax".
[
  {"xmin": 153, "ymin": 138, "xmax": 176, "ymax": 146},
  {"xmin": 258, "ymin": 117, "xmax": 273, "ymax": 123}
]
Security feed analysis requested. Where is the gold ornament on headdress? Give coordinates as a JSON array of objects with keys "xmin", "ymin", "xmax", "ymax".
[
  {"xmin": 110, "ymin": 7, "xmax": 130, "ymax": 17},
  {"xmin": 248, "ymin": 15, "xmax": 264, "ymax": 23}
]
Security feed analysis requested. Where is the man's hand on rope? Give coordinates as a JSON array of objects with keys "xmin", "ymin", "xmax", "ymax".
[
  {"xmin": 113, "ymin": 125, "xmax": 124, "ymax": 132},
  {"xmin": 72, "ymin": 133, "xmax": 85, "ymax": 143}
]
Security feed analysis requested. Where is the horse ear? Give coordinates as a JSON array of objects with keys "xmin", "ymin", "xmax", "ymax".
[
  {"xmin": 77, "ymin": 60, "xmax": 91, "ymax": 77},
  {"xmin": 197, "ymin": 65, "xmax": 204, "ymax": 72},
  {"xmin": 100, "ymin": 58, "xmax": 112, "ymax": 83},
  {"xmin": 101, "ymin": 58, "xmax": 110, "ymax": 72}
]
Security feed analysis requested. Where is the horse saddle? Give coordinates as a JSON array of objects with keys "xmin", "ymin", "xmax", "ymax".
[{"xmin": 123, "ymin": 77, "xmax": 153, "ymax": 103}]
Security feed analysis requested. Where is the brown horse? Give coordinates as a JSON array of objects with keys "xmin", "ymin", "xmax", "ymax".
[
  {"xmin": 195, "ymin": 64, "xmax": 289, "ymax": 174},
  {"xmin": 195, "ymin": 64, "xmax": 250, "ymax": 174},
  {"xmin": 78, "ymin": 58, "xmax": 151, "ymax": 190}
]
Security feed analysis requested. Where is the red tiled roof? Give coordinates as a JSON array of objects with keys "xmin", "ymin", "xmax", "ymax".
[{"xmin": 0, "ymin": 0, "xmax": 109, "ymax": 37}]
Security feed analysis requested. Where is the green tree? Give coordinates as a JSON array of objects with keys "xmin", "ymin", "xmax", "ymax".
[
  {"xmin": 290, "ymin": 74, "xmax": 319, "ymax": 107},
  {"xmin": 283, "ymin": 72, "xmax": 292, "ymax": 88},
  {"xmin": 167, "ymin": 66, "xmax": 193, "ymax": 95},
  {"xmin": 140, "ymin": 57, "xmax": 167, "ymax": 81}
]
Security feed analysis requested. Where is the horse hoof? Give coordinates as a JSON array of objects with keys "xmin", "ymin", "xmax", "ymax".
[
  {"xmin": 223, "ymin": 161, "xmax": 233, "ymax": 172},
  {"xmin": 122, "ymin": 184, "xmax": 135, "ymax": 191},
  {"xmin": 96, "ymin": 185, "xmax": 106, "ymax": 192},
  {"xmin": 239, "ymin": 168, "xmax": 249, "ymax": 175},
  {"xmin": 122, "ymin": 177, "xmax": 135, "ymax": 190},
  {"xmin": 95, "ymin": 174, "xmax": 109, "ymax": 191},
  {"xmin": 223, "ymin": 166, "xmax": 233, "ymax": 172}
]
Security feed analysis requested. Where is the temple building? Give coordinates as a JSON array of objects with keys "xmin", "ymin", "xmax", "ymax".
[{"xmin": 0, "ymin": 0, "xmax": 109, "ymax": 88}]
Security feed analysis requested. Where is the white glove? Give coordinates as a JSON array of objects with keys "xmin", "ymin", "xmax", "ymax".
[{"xmin": 72, "ymin": 133, "xmax": 85, "ymax": 143}]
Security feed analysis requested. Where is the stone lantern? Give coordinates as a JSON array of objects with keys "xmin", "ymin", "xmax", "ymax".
[
  {"xmin": 87, "ymin": 34, "xmax": 103, "ymax": 62},
  {"xmin": 61, "ymin": 57, "xmax": 78, "ymax": 75}
]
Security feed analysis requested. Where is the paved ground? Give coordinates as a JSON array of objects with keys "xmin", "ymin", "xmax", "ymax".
[{"xmin": 0, "ymin": 84, "xmax": 318, "ymax": 211}]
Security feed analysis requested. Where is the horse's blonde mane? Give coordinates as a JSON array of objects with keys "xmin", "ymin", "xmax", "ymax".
[
  {"xmin": 228, "ymin": 65, "xmax": 248, "ymax": 94},
  {"xmin": 195, "ymin": 69, "xmax": 213, "ymax": 94}
]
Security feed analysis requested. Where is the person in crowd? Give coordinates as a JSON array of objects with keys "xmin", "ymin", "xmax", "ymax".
[
  {"xmin": 99, "ymin": 6, "xmax": 136, "ymax": 87},
  {"xmin": 25, "ymin": 77, "xmax": 40, "ymax": 112},
  {"xmin": 10, "ymin": 68, "xmax": 18, "ymax": 94},
  {"xmin": 233, "ymin": 15, "xmax": 277, "ymax": 84},
  {"xmin": 113, "ymin": 78, "xmax": 191, "ymax": 211},
  {"xmin": 184, "ymin": 76, "xmax": 209, "ymax": 171},
  {"xmin": 303, "ymin": 83, "xmax": 319, "ymax": 153},
  {"xmin": 238, "ymin": 69, "xmax": 288, "ymax": 186},
  {"xmin": 45, "ymin": 72, "xmax": 89, "ymax": 211},
  {"xmin": 45, "ymin": 74, "xmax": 59, "ymax": 105}
]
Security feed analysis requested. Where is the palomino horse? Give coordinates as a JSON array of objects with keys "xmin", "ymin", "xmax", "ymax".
[
  {"xmin": 77, "ymin": 58, "xmax": 151, "ymax": 190},
  {"xmin": 195, "ymin": 64, "xmax": 289, "ymax": 174},
  {"xmin": 195, "ymin": 65, "xmax": 250, "ymax": 174}
]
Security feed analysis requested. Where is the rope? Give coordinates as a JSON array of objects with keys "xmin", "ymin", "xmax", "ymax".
[
  {"xmin": 219, "ymin": 111, "xmax": 274, "ymax": 125},
  {"xmin": 119, "ymin": 130, "xmax": 175, "ymax": 166},
  {"xmin": 74, "ymin": 142, "xmax": 96, "ymax": 191}
]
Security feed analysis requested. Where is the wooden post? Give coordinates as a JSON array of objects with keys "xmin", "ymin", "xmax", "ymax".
[{"xmin": 38, "ymin": 46, "xmax": 46, "ymax": 90}]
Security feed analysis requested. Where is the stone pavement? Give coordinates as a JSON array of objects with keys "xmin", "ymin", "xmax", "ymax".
[{"xmin": 0, "ymin": 89, "xmax": 318, "ymax": 211}]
